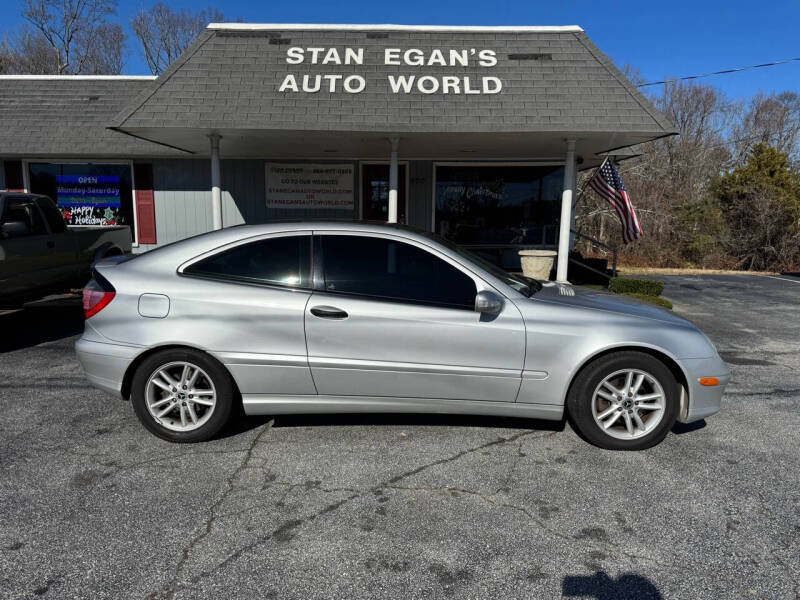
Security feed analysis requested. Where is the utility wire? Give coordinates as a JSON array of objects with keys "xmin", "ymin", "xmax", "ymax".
[{"xmin": 637, "ymin": 57, "xmax": 800, "ymax": 88}]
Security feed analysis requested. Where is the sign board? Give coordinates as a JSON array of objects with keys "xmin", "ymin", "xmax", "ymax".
[
  {"xmin": 265, "ymin": 163, "xmax": 354, "ymax": 210},
  {"xmin": 277, "ymin": 47, "xmax": 502, "ymax": 95},
  {"xmin": 56, "ymin": 174, "xmax": 121, "ymax": 225}
]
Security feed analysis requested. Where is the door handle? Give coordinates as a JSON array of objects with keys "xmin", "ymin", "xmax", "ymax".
[
  {"xmin": 310, "ymin": 305, "xmax": 348, "ymax": 319},
  {"xmin": 46, "ymin": 241, "xmax": 55, "ymax": 249}
]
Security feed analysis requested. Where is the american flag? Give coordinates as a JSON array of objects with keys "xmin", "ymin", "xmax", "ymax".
[{"xmin": 588, "ymin": 158, "xmax": 642, "ymax": 244}]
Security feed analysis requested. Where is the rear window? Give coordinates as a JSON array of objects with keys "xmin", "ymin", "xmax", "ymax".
[
  {"xmin": 183, "ymin": 235, "xmax": 312, "ymax": 289},
  {"xmin": 34, "ymin": 197, "xmax": 67, "ymax": 233}
]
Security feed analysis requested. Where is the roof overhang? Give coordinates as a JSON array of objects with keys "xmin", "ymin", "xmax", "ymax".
[
  {"xmin": 108, "ymin": 127, "xmax": 667, "ymax": 168},
  {"xmin": 104, "ymin": 23, "xmax": 677, "ymax": 162}
]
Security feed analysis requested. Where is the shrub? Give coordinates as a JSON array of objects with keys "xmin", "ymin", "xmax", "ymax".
[
  {"xmin": 621, "ymin": 293, "xmax": 673, "ymax": 310},
  {"xmin": 608, "ymin": 277, "xmax": 664, "ymax": 297}
]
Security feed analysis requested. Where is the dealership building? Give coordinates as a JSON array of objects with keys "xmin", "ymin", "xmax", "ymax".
[{"xmin": 0, "ymin": 23, "xmax": 673, "ymax": 280}]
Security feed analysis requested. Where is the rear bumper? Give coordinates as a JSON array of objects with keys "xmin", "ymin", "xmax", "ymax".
[
  {"xmin": 679, "ymin": 355, "xmax": 731, "ymax": 423},
  {"xmin": 74, "ymin": 337, "xmax": 141, "ymax": 398}
]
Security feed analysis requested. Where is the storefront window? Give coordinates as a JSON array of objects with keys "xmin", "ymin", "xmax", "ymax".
[
  {"xmin": 27, "ymin": 162, "xmax": 135, "ymax": 242},
  {"xmin": 434, "ymin": 164, "xmax": 563, "ymax": 268}
]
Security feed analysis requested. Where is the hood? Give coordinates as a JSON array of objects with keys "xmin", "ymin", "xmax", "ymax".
[{"xmin": 532, "ymin": 282, "xmax": 693, "ymax": 328}]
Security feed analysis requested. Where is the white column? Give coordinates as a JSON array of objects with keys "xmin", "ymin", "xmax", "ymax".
[
  {"xmin": 209, "ymin": 133, "xmax": 223, "ymax": 231},
  {"xmin": 388, "ymin": 137, "xmax": 399, "ymax": 223},
  {"xmin": 556, "ymin": 139, "xmax": 577, "ymax": 283}
]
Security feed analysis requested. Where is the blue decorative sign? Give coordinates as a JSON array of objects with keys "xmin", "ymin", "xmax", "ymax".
[{"xmin": 56, "ymin": 174, "xmax": 121, "ymax": 225}]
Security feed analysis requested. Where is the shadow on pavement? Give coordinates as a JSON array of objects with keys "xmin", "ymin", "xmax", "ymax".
[
  {"xmin": 672, "ymin": 419, "xmax": 707, "ymax": 434},
  {"xmin": 219, "ymin": 411, "xmax": 566, "ymax": 439},
  {"xmin": 563, "ymin": 571, "xmax": 662, "ymax": 599},
  {"xmin": 0, "ymin": 304, "xmax": 84, "ymax": 353}
]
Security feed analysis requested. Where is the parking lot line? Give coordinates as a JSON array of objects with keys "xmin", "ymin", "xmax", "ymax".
[{"xmin": 759, "ymin": 275, "xmax": 800, "ymax": 285}]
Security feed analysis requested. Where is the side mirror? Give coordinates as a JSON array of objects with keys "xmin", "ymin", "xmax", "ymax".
[
  {"xmin": 1, "ymin": 221, "xmax": 30, "ymax": 239},
  {"xmin": 475, "ymin": 290, "xmax": 503, "ymax": 315}
]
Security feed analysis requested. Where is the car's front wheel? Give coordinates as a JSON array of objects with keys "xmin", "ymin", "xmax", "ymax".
[
  {"xmin": 567, "ymin": 351, "xmax": 680, "ymax": 450},
  {"xmin": 130, "ymin": 348, "xmax": 234, "ymax": 442}
]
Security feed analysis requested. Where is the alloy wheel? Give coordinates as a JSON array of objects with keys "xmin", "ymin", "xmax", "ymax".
[
  {"xmin": 144, "ymin": 361, "xmax": 217, "ymax": 432},
  {"xmin": 591, "ymin": 368, "xmax": 666, "ymax": 440}
]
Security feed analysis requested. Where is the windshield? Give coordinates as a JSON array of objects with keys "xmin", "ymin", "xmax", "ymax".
[{"xmin": 421, "ymin": 232, "xmax": 541, "ymax": 297}]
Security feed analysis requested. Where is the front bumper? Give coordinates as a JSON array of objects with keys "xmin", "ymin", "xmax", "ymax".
[
  {"xmin": 679, "ymin": 355, "xmax": 731, "ymax": 423},
  {"xmin": 75, "ymin": 337, "xmax": 141, "ymax": 398}
]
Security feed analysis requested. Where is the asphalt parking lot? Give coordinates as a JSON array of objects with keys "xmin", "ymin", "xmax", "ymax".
[{"xmin": 1, "ymin": 274, "xmax": 799, "ymax": 599}]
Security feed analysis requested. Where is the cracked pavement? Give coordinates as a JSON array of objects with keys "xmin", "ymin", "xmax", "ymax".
[{"xmin": 1, "ymin": 274, "xmax": 799, "ymax": 599}]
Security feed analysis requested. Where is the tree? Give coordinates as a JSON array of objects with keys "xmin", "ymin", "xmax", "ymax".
[
  {"xmin": 732, "ymin": 92, "xmax": 800, "ymax": 163},
  {"xmin": 19, "ymin": 0, "xmax": 124, "ymax": 74},
  {"xmin": 712, "ymin": 144, "xmax": 800, "ymax": 271},
  {"xmin": 131, "ymin": 3, "xmax": 223, "ymax": 75},
  {"xmin": 575, "ymin": 81, "xmax": 734, "ymax": 267},
  {"xmin": 0, "ymin": 38, "xmax": 14, "ymax": 73}
]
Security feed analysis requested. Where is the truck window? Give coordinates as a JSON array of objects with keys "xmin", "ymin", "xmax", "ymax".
[
  {"xmin": 1, "ymin": 197, "xmax": 48, "ymax": 237},
  {"xmin": 34, "ymin": 197, "xmax": 68, "ymax": 233}
]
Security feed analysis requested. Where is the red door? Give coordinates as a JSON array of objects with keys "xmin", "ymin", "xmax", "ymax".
[{"xmin": 361, "ymin": 164, "xmax": 406, "ymax": 223}]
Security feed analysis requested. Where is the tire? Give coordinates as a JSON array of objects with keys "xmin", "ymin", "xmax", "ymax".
[
  {"xmin": 130, "ymin": 348, "xmax": 235, "ymax": 443},
  {"xmin": 566, "ymin": 351, "xmax": 680, "ymax": 451}
]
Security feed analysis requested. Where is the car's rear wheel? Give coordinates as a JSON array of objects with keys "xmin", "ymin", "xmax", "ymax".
[
  {"xmin": 567, "ymin": 351, "xmax": 680, "ymax": 450},
  {"xmin": 130, "ymin": 349, "xmax": 234, "ymax": 442}
]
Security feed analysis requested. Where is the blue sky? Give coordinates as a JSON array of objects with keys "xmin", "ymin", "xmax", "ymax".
[{"xmin": 2, "ymin": 0, "xmax": 798, "ymax": 102}]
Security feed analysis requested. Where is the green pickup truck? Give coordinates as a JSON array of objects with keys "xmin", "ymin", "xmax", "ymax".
[{"xmin": 0, "ymin": 193, "xmax": 131, "ymax": 306}]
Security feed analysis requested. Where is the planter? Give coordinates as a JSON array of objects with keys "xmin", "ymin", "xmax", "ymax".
[{"xmin": 518, "ymin": 250, "xmax": 557, "ymax": 280}]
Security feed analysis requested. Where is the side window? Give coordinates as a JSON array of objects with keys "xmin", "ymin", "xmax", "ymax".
[
  {"xmin": 321, "ymin": 235, "xmax": 477, "ymax": 310},
  {"xmin": 1, "ymin": 197, "xmax": 48, "ymax": 237},
  {"xmin": 184, "ymin": 235, "xmax": 312, "ymax": 289},
  {"xmin": 35, "ymin": 197, "xmax": 67, "ymax": 233}
]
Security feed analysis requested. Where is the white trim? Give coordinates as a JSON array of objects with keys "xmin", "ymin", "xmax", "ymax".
[
  {"xmin": 0, "ymin": 75, "xmax": 156, "ymax": 80},
  {"xmin": 207, "ymin": 23, "xmax": 583, "ymax": 33},
  {"xmin": 358, "ymin": 161, "xmax": 410, "ymax": 223},
  {"xmin": 430, "ymin": 160, "xmax": 566, "ymax": 232},
  {"xmin": 23, "ymin": 158, "xmax": 139, "ymax": 246}
]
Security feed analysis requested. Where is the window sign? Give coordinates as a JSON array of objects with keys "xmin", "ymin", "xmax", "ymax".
[
  {"xmin": 55, "ymin": 174, "xmax": 122, "ymax": 225},
  {"xmin": 265, "ymin": 163, "xmax": 354, "ymax": 210},
  {"xmin": 27, "ymin": 163, "xmax": 135, "ymax": 241}
]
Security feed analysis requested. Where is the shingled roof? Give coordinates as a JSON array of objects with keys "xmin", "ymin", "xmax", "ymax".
[
  {"xmin": 0, "ymin": 76, "xmax": 183, "ymax": 158},
  {"xmin": 111, "ymin": 24, "xmax": 675, "ymax": 137}
]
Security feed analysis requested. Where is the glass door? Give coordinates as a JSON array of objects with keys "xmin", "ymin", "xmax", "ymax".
[{"xmin": 361, "ymin": 163, "xmax": 407, "ymax": 223}]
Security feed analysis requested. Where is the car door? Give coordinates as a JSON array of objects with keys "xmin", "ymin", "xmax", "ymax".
[
  {"xmin": 304, "ymin": 232, "xmax": 526, "ymax": 402},
  {"xmin": 174, "ymin": 232, "xmax": 316, "ymax": 397},
  {"xmin": 34, "ymin": 196, "xmax": 81, "ymax": 281},
  {"xmin": 0, "ymin": 196, "xmax": 55, "ymax": 297}
]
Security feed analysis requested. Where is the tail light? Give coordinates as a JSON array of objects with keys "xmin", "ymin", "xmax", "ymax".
[{"xmin": 83, "ymin": 273, "xmax": 115, "ymax": 319}]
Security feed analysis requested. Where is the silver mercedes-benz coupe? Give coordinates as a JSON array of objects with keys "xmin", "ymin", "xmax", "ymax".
[{"xmin": 75, "ymin": 222, "xmax": 729, "ymax": 450}]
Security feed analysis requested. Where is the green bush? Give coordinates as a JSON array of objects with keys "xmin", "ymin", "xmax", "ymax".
[
  {"xmin": 608, "ymin": 277, "xmax": 664, "ymax": 297},
  {"xmin": 621, "ymin": 293, "xmax": 673, "ymax": 310}
]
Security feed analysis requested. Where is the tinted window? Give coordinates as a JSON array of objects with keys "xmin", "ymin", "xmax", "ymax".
[
  {"xmin": 1, "ymin": 197, "xmax": 47, "ymax": 237},
  {"xmin": 34, "ymin": 197, "xmax": 68, "ymax": 233},
  {"xmin": 184, "ymin": 235, "xmax": 311, "ymax": 289},
  {"xmin": 322, "ymin": 235, "xmax": 476, "ymax": 310}
]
